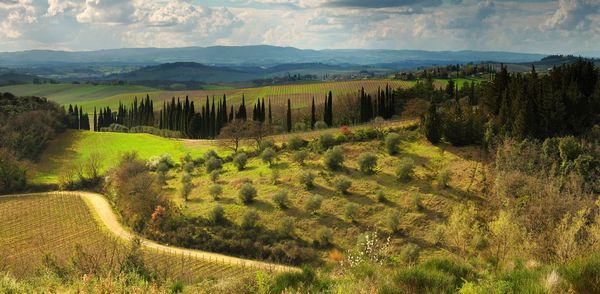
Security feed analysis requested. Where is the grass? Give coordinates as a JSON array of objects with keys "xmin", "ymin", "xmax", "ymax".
[
  {"xmin": 32, "ymin": 130, "xmax": 225, "ymax": 184},
  {"xmin": 163, "ymin": 126, "xmax": 484, "ymax": 257},
  {"xmin": 0, "ymin": 193, "xmax": 251, "ymax": 283}
]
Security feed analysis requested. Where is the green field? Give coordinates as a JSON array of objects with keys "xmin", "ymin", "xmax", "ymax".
[{"xmin": 33, "ymin": 130, "xmax": 225, "ymax": 184}]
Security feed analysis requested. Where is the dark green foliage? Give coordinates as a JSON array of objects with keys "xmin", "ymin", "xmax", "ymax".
[
  {"xmin": 0, "ymin": 93, "xmax": 66, "ymax": 161},
  {"xmin": 0, "ymin": 149, "xmax": 27, "ymax": 194},
  {"xmin": 205, "ymin": 156, "xmax": 222, "ymax": 173},
  {"xmin": 287, "ymin": 99, "xmax": 292, "ymax": 132},
  {"xmin": 238, "ymin": 182, "xmax": 257, "ymax": 204},
  {"xmin": 399, "ymin": 243, "xmax": 421, "ymax": 264},
  {"xmin": 272, "ymin": 189, "xmax": 289, "ymax": 209},
  {"xmin": 561, "ymin": 253, "xmax": 600, "ymax": 294},
  {"xmin": 344, "ymin": 202, "xmax": 359, "ymax": 221},
  {"xmin": 443, "ymin": 105, "xmax": 485, "ymax": 146},
  {"xmin": 317, "ymin": 133, "xmax": 336, "ymax": 151},
  {"xmin": 323, "ymin": 146, "xmax": 344, "ymax": 170},
  {"xmin": 385, "ymin": 133, "xmax": 402, "ymax": 155},
  {"xmin": 209, "ymin": 184, "xmax": 222, "ymax": 200},
  {"xmin": 358, "ymin": 152, "xmax": 377, "ymax": 174},
  {"xmin": 299, "ymin": 170, "xmax": 316, "ymax": 189},
  {"xmin": 315, "ymin": 227, "xmax": 333, "ymax": 246},
  {"xmin": 287, "ymin": 136, "xmax": 306, "ymax": 150},
  {"xmin": 260, "ymin": 147, "xmax": 277, "ymax": 166},
  {"xmin": 293, "ymin": 150, "xmax": 309, "ymax": 165},
  {"xmin": 422, "ymin": 101, "xmax": 442, "ymax": 144},
  {"xmin": 273, "ymin": 266, "xmax": 329, "ymax": 294},
  {"xmin": 333, "ymin": 176, "xmax": 352, "ymax": 194},
  {"xmin": 232, "ymin": 152, "xmax": 248, "ymax": 171},
  {"xmin": 396, "ymin": 158, "xmax": 415, "ymax": 181},
  {"xmin": 240, "ymin": 209, "xmax": 260, "ymax": 230},
  {"xmin": 121, "ymin": 238, "xmax": 153, "ymax": 281},
  {"xmin": 305, "ymin": 194, "xmax": 323, "ymax": 213},
  {"xmin": 210, "ymin": 204, "xmax": 225, "ymax": 224}
]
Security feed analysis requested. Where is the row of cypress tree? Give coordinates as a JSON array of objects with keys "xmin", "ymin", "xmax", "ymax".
[{"xmin": 67, "ymin": 104, "xmax": 90, "ymax": 130}]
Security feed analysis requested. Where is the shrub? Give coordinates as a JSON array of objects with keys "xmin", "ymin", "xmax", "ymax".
[
  {"xmin": 299, "ymin": 170, "xmax": 316, "ymax": 189},
  {"xmin": 209, "ymin": 170, "xmax": 220, "ymax": 183},
  {"xmin": 344, "ymin": 202, "xmax": 359, "ymax": 221},
  {"xmin": 293, "ymin": 150, "xmax": 309, "ymax": 165},
  {"xmin": 392, "ymin": 266, "xmax": 455, "ymax": 293},
  {"xmin": 238, "ymin": 183, "xmax": 257, "ymax": 204},
  {"xmin": 318, "ymin": 133, "xmax": 336, "ymax": 151},
  {"xmin": 305, "ymin": 194, "xmax": 323, "ymax": 213},
  {"xmin": 205, "ymin": 156, "xmax": 222, "ymax": 173},
  {"xmin": 358, "ymin": 153, "xmax": 378, "ymax": 174},
  {"xmin": 387, "ymin": 210, "xmax": 402, "ymax": 233},
  {"xmin": 561, "ymin": 253, "xmax": 600, "ymax": 294},
  {"xmin": 279, "ymin": 216, "xmax": 295, "ymax": 237},
  {"xmin": 396, "ymin": 158, "xmax": 415, "ymax": 181},
  {"xmin": 240, "ymin": 209, "xmax": 260, "ymax": 230},
  {"xmin": 376, "ymin": 190, "xmax": 386, "ymax": 202},
  {"xmin": 272, "ymin": 189, "xmax": 289, "ymax": 209},
  {"xmin": 233, "ymin": 153, "xmax": 248, "ymax": 171},
  {"xmin": 211, "ymin": 204, "xmax": 225, "ymax": 224},
  {"xmin": 287, "ymin": 136, "xmax": 306, "ymax": 150},
  {"xmin": 436, "ymin": 168, "xmax": 451, "ymax": 188},
  {"xmin": 400, "ymin": 243, "xmax": 421, "ymax": 264},
  {"xmin": 559, "ymin": 136, "xmax": 582, "ymax": 162},
  {"xmin": 0, "ymin": 149, "xmax": 27, "ymax": 194},
  {"xmin": 333, "ymin": 176, "xmax": 352, "ymax": 194},
  {"xmin": 314, "ymin": 121, "xmax": 328, "ymax": 130},
  {"xmin": 413, "ymin": 194, "xmax": 423, "ymax": 211},
  {"xmin": 209, "ymin": 184, "xmax": 222, "ymax": 200},
  {"xmin": 180, "ymin": 173, "xmax": 193, "ymax": 201},
  {"xmin": 203, "ymin": 149, "xmax": 218, "ymax": 161},
  {"xmin": 271, "ymin": 169, "xmax": 280, "ymax": 184},
  {"xmin": 294, "ymin": 122, "xmax": 307, "ymax": 132},
  {"xmin": 316, "ymin": 227, "xmax": 333, "ymax": 246},
  {"xmin": 323, "ymin": 146, "xmax": 344, "ymax": 170},
  {"xmin": 146, "ymin": 154, "xmax": 175, "ymax": 171},
  {"xmin": 385, "ymin": 133, "xmax": 402, "ymax": 155},
  {"xmin": 261, "ymin": 147, "xmax": 277, "ymax": 166},
  {"xmin": 258, "ymin": 140, "xmax": 275, "ymax": 152}
]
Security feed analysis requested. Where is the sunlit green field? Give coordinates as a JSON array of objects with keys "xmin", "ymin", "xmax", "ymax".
[{"xmin": 32, "ymin": 130, "xmax": 224, "ymax": 184}]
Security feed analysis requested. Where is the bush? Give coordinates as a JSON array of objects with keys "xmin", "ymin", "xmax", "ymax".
[
  {"xmin": 238, "ymin": 183, "xmax": 257, "ymax": 204},
  {"xmin": 293, "ymin": 150, "xmax": 309, "ymax": 165},
  {"xmin": 233, "ymin": 153, "xmax": 248, "ymax": 171},
  {"xmin": 385, "ymin": 133, "xmax": 402, "ymax": 155},
  {"xmin": 0, "ymin": 149, "xmax": 27, "ymax": 194},
  {"xmin": 436, "ymin": 168, "xmax": 451, "ymax": 188},
  {"xmin": 333, "ymin": 176, "xmax": 352, "ymax": 194},
  {"xmin": 314, "ymin": 121, "xmax": 328, "ymax": 130},
  {"xmin": 209, "ymin": 184, "xmax": 222, "ymax": 200},
  {"xmin": 240, "ymin": 209, "xmax": 260, "ymax": 230},
  {"xmin": 318, "ymin": 133, "xmax": 336, "ymax": 151},
  {"xmin": 358, "ymin": 153, "xmax": 378, "ymax": 174},
  {"xmin": 180, "ymin": 173, "xmax": 193, "ymax": 201},
  {"xmin": 323, "ymin": 146, "xmax": 344, "ymax": 170},
  {"xmin": 400, "ymin": 243, "xmax": 421, "ymax": 264},
  {"xmin": 559, "ymin": 136, "xmax": 582, "ymax": 162},
  {"xmin": 205, "ymin": 156, "xmax": 222, "ymax": 173},
  {"xmin": 203, "ymin": 150, "xmax": 218, "ymax": 161},
  {"xmin": 316, "ymin": 227, "xmax": 333, "ymax": 246},
  {"xmin": 258, "ymin": 140, "xmax": 275, "ymax": 152},
  {"xmin": 376, "ymin": 190, "xmax": 386, "ymax": 202},
  {"xmin": 209, "ymin": 170, "xmax": 220, "ymax": 183},
  {"xmin": 272, "ymin": 189, "xmax": 289, "ymax": 209},
  {"xmin": 344, "ymin": 202, "xmax": 359, "ymax": 221},
  {"xmin": 211, "ymin": 204, "xmax": 225, "ymax": 224},
  {"xmin": 279, "ymin": 216, "xmax": 295, "ymax": 237},
  {"xmin": 261, "ymin": 147, "xmax": 277, "ymax": 166},
  {"xmin": 561, "ymin": 253, "xmax": 600, "ymax": 294},
  {"xmin": 392, "ymin": 266, "xmax": 455, "ymax": 293},
  {"xmin": 413, "ymin": 194, "xmax": 423, "ymax": 211},
  {"xmin": 396, "ymin": 158, "xmax": 415, "ymax": 181},
  {"xmin": 387, "ymin": 210, "xmax": 402, "ymax": 233},
  {"xmin": 294, "ymin": 122, "xmax": 307, "ymax": 132},
  {"xmin": 287, "ymin": 136, "xmax": 306, "ymax": 150},
  {"xmin": 146, "ymin": 154, "xmax": 175, "ymax": 171},
  {"xmin": 305, "ymin": 194, "xmax": 323, "ymax": 213},
  {"xmin": 299, "ymin": 170, "xmax": 316, "ymax": 189}
]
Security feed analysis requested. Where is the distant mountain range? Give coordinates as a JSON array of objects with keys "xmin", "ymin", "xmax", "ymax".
[{"xmin": 0, "ymin": 45, "xmax": 546, "ymax": 68}]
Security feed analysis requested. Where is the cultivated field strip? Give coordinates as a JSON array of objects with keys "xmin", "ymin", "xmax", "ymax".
[{"xmin": 0, "ymin": 192, "xmax": 296, "ymax": 282}]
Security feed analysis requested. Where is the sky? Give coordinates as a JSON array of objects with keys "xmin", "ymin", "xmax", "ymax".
[{"xmin": 1, "ymin": 0, "xmax": 599, "ymax": 55}]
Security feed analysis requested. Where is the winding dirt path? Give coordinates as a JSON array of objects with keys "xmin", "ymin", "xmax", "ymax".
[{"xmin": 1, "ymin": 191, "xmax": 299, "ymax": 273}]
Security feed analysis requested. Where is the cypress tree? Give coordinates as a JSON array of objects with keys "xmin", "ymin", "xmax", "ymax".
[
  {"xmin": 423, "ymin": 100, "xmax": 442, "ymax": 144},
  {"xmin": 327, "ymin": 91, "xmax": 333, "ymax": 126},
  {"xmin": 261, "ymin": 98, "xmax": 265, "ymax": 122},
  {"xmin": 93, "ymin": 107, "xmax": 97, "ymax": 132},
  {"xmin": 268, "ymin": 99, "xmax": 272, "ymax": 124},
  {"xmin": 79, "ymin": 107, "xmax": 83, "ymax": 130}
]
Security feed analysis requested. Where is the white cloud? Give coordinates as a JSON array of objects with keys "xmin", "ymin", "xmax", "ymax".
[
  {"xmin": 0, "ymin": 0, "xmax": 36, "ymax": 38},
  {"xmin": 541, "ymin": 0, "xmax": 600, "ymax": 30},
  {"xmin": 76, "ymin": 0, "xmax": 137, "ymax": 24},
  {"xmin": 46, "ymin": 0, "xmax": 80, "ymax": 17}
]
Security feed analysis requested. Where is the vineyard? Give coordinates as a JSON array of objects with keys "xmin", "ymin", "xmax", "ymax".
[{"xmin": 0, "ymin": 193, "xmax": 262, "ymax": 283}]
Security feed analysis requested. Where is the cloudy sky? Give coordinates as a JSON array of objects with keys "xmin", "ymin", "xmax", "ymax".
[{"xmin": 1, "ymin": 0, "xmax": 599, "ymax": 55}]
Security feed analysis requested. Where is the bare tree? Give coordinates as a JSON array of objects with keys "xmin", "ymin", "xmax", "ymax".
[
  {"xmin": 85, "ymin": 151, "xmax": 103, "ymax": 181},
  {"xmin": 247, "ymin": 120, "xmax": 272, "ymax": 150},
  {"xmin": 218, "ymin": 119, "xmax": 251, "ymax": 152}
]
